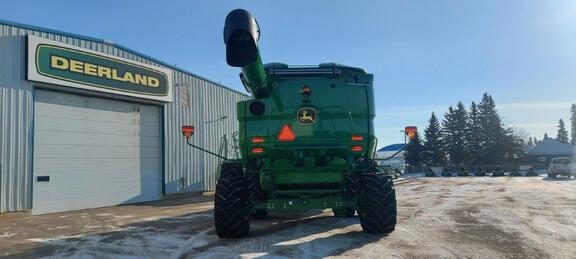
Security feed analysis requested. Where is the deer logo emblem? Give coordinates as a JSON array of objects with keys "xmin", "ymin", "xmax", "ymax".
[{"xmin": 297, "ymin": 108, "xmax": 317, "ymax": 125}]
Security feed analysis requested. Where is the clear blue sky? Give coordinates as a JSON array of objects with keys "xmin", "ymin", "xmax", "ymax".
[{"xmin": 2, "ymin": 1, "xmax": 574, "ymax": 146}]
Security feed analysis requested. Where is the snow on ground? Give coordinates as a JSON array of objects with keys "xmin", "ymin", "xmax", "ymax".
[
  {"xmin": 0, "ymin": 233, "xmax": 16, "ymax": 238},
  {"xmin": 2, "ymin": 177, "xmax": 575, "ymax": 258}
]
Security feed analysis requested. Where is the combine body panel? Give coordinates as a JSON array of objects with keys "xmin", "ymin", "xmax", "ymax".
[
  {"xmin": 211, "ymin": 9, "xmax": 397, "ymax": 238},
  {"xmin": 238, "ymin": 66, "xmax": 376, "ymax": 198}
]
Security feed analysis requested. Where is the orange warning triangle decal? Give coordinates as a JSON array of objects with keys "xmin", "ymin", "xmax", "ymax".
[{"xmin": 278, "ymin": 124, "xmax": 296, "ymax": 142}]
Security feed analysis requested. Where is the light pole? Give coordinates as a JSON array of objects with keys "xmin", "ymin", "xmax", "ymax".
[
  {"xmin": 400, "ymin": 130, "xmax": 407, "ymax": 173},
  {"xmin": 402, "ymin": 126, "xmax": 418, "ymax": 173}
]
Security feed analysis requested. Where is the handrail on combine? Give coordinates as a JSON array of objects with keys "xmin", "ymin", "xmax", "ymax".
[
  {"xmin": 232, "ymin": 132, "xmax": 240, "ymax": 159},
  {"xmin": 185, "ymin": 136, "xmax": 229, "ymax": 161},
  {"xmin": 378, "ymin": 147, "xmax": 405, "ymax": 161},
  {"xmin": 181, "ymin": 125, "xmax": 233, "ymax": 161}
]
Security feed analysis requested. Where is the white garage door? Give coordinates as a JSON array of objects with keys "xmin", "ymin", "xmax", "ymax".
[{"xmin": 32, "ymin": 90, "xmax": 162, "ymax": 214}]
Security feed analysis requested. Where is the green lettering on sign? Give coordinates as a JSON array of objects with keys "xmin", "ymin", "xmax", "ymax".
[{"xmin": 35, "ymin": 44, "xmax": 169, "ymax": 96}]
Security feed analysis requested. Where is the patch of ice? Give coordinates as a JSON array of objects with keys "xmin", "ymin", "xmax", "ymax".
[
  {"xmin": 48, "ymin": 226, "xmax": 71, "ymax": 230},
  {"xmin": 276, "ymin": 225, "xmax": 358, "ymax": 246},
  {"xmin": 113, "ymin": 215, "xmax": 136, "ymax": 219},
  {"xmin": 0, "ymin": 233, "xmax": 16, "ymax": 238},
  {"xmin": 54, "ymin": 226, "xmax": 70, "ymax": 229},
  {"xmin": 28, "ymin": 234, "xmax": 84, "ymax": 243},
  {"xmin": 171, "ymin": 227, "xmax": 218, "ymax": 258},
  {"xmin": 142, "ymin": 216, "xmax": 164, "ymax": 221},
  {"xmin": 179, "ymin": 213, "xmax": 212, "ymax": 219},
  {"xmin": 240, "ymin": 252, "xmax": 268, "ymax": 258},
  {"xmin": 28, "ymin": 226, "xmax": 137, "ymax": 243}
]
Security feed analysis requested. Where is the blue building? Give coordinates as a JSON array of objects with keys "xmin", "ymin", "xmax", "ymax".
[
  {"xmin": 375, "ymin": 143, "xmax": 406, "ymax": 171},
  {"xmin": 527, "ymin": 139, "xmax": 575, "ymax": 167}
]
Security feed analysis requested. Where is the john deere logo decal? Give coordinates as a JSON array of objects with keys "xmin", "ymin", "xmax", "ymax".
[{"xmin": 297, "ymin": 107, "xmax": 317, "ymax": 125}]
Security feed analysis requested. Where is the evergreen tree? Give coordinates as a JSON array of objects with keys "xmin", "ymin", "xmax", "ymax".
[
  {"xmin": 477, "ymin": 93, "xmax": 520, "ymax": 163},
  {"xmin": 544, "ymin": 133, "xmax": 549, "ymax": 140},
  {"xmin": 527, "ymin": 137, "xmax": 533, "ymax": 146},
  {"xmin": 465, "ymin": 101, "xmax": 482, "ymax": 164},
  {"xmin": 571, "ymin": 104, "xmax": 576, "ymax": 144},
  {"xmin": 557, "ymin": 119, "xmax": 569, "ymax": 143},
  {"xmin": 423, "ymin": 113, "xmax": 444, "ymax": 167},
  {"xmin": 442, "ymin": 102, "xmax": 468, "ymax": 166},
  {"xmin": 500, "ymin": 126, "xmax": 521, "ymax": 160},
  {"xmin": 534, "ymin": 137, "xmax": 540, "ymax": 145},
  {"xmin": 477, "ymin": 93, "xmax": 502, "ymax": 163},
  {"xmin": 404, "ymin": 131, "xmax": 424, "ymax": 167}
]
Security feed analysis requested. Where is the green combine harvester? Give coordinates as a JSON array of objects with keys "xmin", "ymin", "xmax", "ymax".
[{"xmin": 185, "ymin": 9, "xmax": 397, "ymax": 238}]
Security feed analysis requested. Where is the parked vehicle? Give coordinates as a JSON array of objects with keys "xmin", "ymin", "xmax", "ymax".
[{"xmin": 547, "ymin": 157, "xmax": 576, "ymax": 178}]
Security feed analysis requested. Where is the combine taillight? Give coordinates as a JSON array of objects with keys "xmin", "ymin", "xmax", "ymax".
[
  {"xmin": 251, "ymin": 136, "xmax": 264, "ymax": 143},
  {"xmin": 251, "ymin": 147, "xmax": 265, "ymax": 154}
]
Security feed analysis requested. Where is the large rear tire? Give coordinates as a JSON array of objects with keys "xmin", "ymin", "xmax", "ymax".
[
  {"xmin": 214, "ymin": 163, "xmax": 250, "ymax": 238},
  {"xmin": 359, "ymin": 173, "xmax": 397, "ymax": 234}
]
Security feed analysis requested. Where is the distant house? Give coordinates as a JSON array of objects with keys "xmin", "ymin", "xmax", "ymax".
[
  {"xmin": 527, "ymin": 139, "xmax": 575, "ymax": 167},
  {"xmin": 375, "ymin": 144, "xmax": 406, "ymax": 171}
]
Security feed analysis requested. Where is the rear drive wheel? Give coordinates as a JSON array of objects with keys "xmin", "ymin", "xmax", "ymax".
[
  {"xmin": 219, "ymin": 162, "xmax": 242, "ymax": 179},
  {"xmin": 359, "ymin": 173, "xmax": 397, "ymax": 234},
  {"xmin": 214, "ymin": 163, "xmax": 250, "ymax": 238}
]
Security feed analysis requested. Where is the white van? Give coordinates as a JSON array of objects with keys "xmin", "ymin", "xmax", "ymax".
[{"xmin": 548, "ymin": 157, "xmax": 576, "ymax": 178}]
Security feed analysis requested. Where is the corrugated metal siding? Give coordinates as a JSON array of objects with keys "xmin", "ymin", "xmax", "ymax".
[
  {"xmin": 0, "ymin": 22, "xmax": 249, "ymax": 212},
  {"xmin": 0, "ymin": 34, "xmax": 33, "ymax": 212},
  {"xmin": 164, "ymin": 73, "xmax": 247, "ymax": 194}
]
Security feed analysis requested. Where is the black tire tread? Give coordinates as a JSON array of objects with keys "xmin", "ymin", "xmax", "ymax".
[
  {"xmin": 214, "ymin": 163, "xmax": 250, "ymax": 238},
  {"xmin": 359, "ymin": 172, "xmax": 397, "ymax": 234}
]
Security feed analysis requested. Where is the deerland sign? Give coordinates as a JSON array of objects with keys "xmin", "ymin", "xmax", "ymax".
[{"xmin": 27, "ymin": 35, "xmax": 172, "ymax": 102}]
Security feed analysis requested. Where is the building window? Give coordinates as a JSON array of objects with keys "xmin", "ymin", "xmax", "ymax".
[
  {"xmin": 179, "ymin": 84, "xmax": 190, "ymax": 107},
  {"xmin": 537, "ymin": 156, "xmax": 546, "ymax": 162}
]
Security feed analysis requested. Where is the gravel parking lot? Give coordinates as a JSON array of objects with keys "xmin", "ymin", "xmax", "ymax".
[{"xmin": 1, "ymin": 176, "xmax": 575, "ymax": 258}]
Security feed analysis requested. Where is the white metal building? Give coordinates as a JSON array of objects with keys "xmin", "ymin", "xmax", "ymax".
[
  {"xmin": 376, "ymin": 144, "xmax": 406, "ymax": 171},
  {"xmin": 0, "ymin": 19, "xmax": 249, "ymax": 214}
]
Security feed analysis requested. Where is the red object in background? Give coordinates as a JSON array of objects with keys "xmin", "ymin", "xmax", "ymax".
[{"xmin": 405, "ymin": 126, "xmax": 417, "ymax": 140}]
